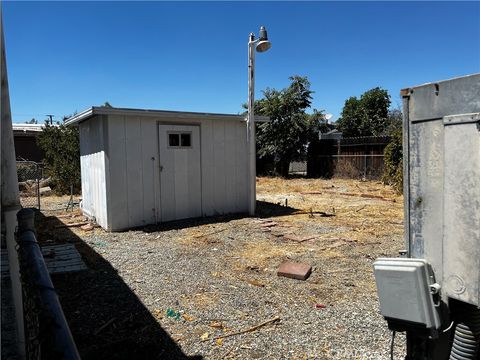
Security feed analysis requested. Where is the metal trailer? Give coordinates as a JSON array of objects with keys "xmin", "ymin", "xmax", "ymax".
[{"xmin": 373, "ymin": 74, "xmax": 480, "ymax": 359}]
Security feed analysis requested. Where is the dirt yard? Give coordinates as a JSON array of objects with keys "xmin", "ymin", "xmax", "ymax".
[{"xmin": 38, "ymin": 177, "xmax": 405, "ymax": 359}]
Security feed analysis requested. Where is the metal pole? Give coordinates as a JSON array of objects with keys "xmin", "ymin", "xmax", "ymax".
[
  {"xmin": 247, "ymin": 33, "xmax": 256, "ymax": 216},
  {"xmin": 1, "ymin": 8, "xmax": 25, "ymax": 357}
]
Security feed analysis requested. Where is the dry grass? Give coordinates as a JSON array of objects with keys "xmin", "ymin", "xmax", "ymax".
[{"xmin": 256, "ymin": 176, "xmax": 403, "ymax": 246}]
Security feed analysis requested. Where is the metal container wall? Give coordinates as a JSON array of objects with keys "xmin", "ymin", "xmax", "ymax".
[{"xmin": 402, "ymin": 74, "xmax": 480, "ymax": 306}]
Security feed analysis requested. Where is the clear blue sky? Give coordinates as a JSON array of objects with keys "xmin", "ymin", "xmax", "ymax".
[{"xmin": 3, "ymin": 1, "xmax": 480, "ymax": 123}]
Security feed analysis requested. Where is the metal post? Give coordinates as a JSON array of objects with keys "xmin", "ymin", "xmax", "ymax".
[
  {"xmin": 36, "ymin": 174, "xmax": 40, "ymax": 211},
  {"xmin": 247, "ymin": 33, "xmax": 256, "ymax": 216},
  {"xmin": 1, "ymin": 8, "xmax": 25, "ymax": 357}
]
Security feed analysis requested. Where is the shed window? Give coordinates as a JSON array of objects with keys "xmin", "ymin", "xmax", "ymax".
[
  {"xmin": 181, "ymin": 133, "xmax": 191, "ymax": 147},
  {"xmin": 169, "ymin": 134, "xmax": 180, "ymax": 147},
  {"xmin": 168, "ymin": 132, "xmax": 192, "ymax": 148}
]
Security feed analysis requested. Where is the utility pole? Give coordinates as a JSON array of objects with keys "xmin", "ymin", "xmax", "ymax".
[{"xmin": 45, "ymin": 114, "xmax": 54, "ymax": 125}]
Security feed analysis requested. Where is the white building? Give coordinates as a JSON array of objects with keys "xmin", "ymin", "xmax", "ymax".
[{"xmin": 66, "ymin": 106, "xmax": 266, "ymax": 231}]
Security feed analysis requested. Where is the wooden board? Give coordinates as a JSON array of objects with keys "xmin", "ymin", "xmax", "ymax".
[{"xmin": 1, "ymin": 244, "xmax": 87, "ymax": 277}]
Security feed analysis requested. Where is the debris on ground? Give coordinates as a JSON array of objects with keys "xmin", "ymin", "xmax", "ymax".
[
  {"xmin": 166, "ymin": 308, "xmax": 181, "ymax": 320},
  {"xmin": 209, "ymin": 316, "xmax": 281, "ymax": 342},
  {"xmin": 39, "ymin": 177, "xmax": 405, "ymax": 359},
  {"xmin": 277, "ymin": 261, "xmax": 313, "ymax": 281},
  {"xmin": 80, "ymin": 223, "xmax": 94, "ymax": 231}
]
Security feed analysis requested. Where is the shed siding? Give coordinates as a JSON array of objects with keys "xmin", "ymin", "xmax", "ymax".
[
  {"xmin": 106, "ymin": 115, "xmax": 129, "ymax": 230},
  {"xmin": 104, "ymin": 115, "xmax": 248, "ymax": 231},
  {"xmin": 79, "ymin": 116, "xmax": 108, "ymax": 228}
]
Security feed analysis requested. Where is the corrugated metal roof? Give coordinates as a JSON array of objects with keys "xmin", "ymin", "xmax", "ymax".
[{"xmin": 64, "ymin": 106, "xmax": 269, "ymax": 126}]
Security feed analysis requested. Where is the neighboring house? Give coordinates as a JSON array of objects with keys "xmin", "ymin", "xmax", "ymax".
[
  {"xmin": 65, "ymin": 106, "xmax": 268, "ymax": 231},
  {"xmin": 13, "ymin": 123, "xmax": 50, "ymax": 162},
  {"xmin": 318, "ymin": 128, "xmax": 343, "ymax": 140}
]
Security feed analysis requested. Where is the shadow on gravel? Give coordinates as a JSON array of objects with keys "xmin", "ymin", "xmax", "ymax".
[
  {"xmin": 141, "ymin": 200, "xmax": 300, "ymax": 233},
  {"xmin": 35, "ymin": 212, "xmax": 202, "ymax": 360}
]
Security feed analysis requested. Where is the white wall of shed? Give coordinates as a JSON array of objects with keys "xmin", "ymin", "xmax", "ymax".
[
  {"xmin": 79, "ymin": 117, "xmax": 108, "ymax": 229},
  {"xmin": 105, "ymin": 115, "xmax": 248, "ymax": 231}
]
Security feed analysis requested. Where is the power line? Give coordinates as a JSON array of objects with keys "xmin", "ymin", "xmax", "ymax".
[{"xmin": 45, "ymin": 114, "xmax": 54, "ymax": 125}]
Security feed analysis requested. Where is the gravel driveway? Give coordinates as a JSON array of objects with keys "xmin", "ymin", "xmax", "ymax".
[{"xmin": 43, "ymin": 178, "xmax": 406, "ymax": 359}]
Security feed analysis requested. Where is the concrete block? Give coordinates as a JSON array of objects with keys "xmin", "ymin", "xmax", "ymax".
[{"xmin": 277, "ymin": 261, "xmax": 312, "ymax": 281}]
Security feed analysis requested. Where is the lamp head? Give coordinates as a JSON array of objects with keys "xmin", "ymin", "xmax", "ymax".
[{"xmin": 255, "ymin": 26, "xmax": 271, "ymax": 52}]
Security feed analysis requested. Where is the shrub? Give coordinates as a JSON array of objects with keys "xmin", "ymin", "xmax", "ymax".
[
  {"xmin": 382, "ymin": 128, "xmax": 403, "ymax": 193},
  {"xmin": 37, "ymin": 124, "xmax": 81, "ymax": 194}
]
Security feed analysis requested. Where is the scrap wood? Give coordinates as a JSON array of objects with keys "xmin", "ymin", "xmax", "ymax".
[
  {"xmin": 290, "ymin": 210, "xmax": 335, "ymax": 217},
  {"xmin": 259, "ymin": 222, "xmax": 278, "ymax": 228},
  {"xmin": 209, "ymin": 316, "xmax": 280, "ymax": 341},
  {"xmin": 55, "ymin": 214, "xmax": 77, "ymax": 219},
  {"xmin": 246, "ymin": 279, "xmax": 265, "ymax": 287},
  {"xmin": 283, "ymin": 234, "xmax": 318, "ymax": 243},
  {"xmin": 193, "ymin": 228, "xmax": 227, "ymax": 238},
  {"xmin": 301, "ymin": 190, "xmax": 396, "ymax": 202},
  {"xmin": 55, "ymin": 222, "xmax": 88, "ymax": 228},
  {"xmin": 94, "ymin": 317, "xmax": 116, "ymax": 335}
]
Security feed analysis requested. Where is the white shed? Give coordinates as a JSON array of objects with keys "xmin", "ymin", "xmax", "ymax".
[{"xmin": 65, "ymin": 107, "xmax": 264, "ymax": 231}]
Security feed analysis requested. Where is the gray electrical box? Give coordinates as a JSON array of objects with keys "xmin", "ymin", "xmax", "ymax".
[
  {"xmin": 402, "ymin": 74, "xmax": 480, "ymax": 307},
  {"xmin": 374, "ymin": 258, "xmax": 442, "ymax": 330}
]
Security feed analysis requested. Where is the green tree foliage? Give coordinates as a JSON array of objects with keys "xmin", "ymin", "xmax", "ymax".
[
  {"xmin": 37, "ymin": 123, "xmax": 81, "ymax": 194},
  {"xmin": 336, "ymin": 87, "xmax": 392, "ymax": 137},
  {"xmin": 253, "ymin": 76, "xmax": 324, "ymax": 177},
  {"xmin": 382, "ymin": 128, "xmax": 403, "ymax": 193},
  {"xmin": 385, "ymin": 107, "xmax": 403, "ymax": 135}
]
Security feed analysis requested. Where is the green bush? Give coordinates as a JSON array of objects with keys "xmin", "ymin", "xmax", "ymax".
[
  {"xmin": 382, "ymin": 128, "xmax": 403, "ymax": 193},
  {"xmin": 37, "ymin": 124, "xmax": 81, "ymax": 194}
]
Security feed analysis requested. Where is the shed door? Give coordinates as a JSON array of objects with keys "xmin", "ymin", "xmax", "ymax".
[{"xmin": 158, "ymin": 125, "xmax": 201, "ymax": 222}]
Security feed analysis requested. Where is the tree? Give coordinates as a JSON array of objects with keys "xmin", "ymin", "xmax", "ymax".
[
  {"xmin": 336, "ymin": 87, "xmax": 392, "ymax": 137},
  {"xmin": 336, "ymin": 97, "xmax": 363, "ymax": 137},
  {"xmin": 385, "ymin": 107, "xmax": 403, "ymax": 135},
  {"xmin": 382, "ymin": 127, "xmax": 403, "ymax": 193},
  {"xmin": 25, "ymin": 118, "xmax": 37, "ymax": 124},
  {"xmin": 252, "ymin": 76, "xmax": 322, "ymax": 177},
  {"xmin": 37, "ymin": 123, "xmax": 81, "ymax": 194}
]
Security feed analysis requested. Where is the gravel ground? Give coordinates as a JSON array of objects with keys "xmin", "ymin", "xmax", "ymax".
[{"xmin": 41, "ymin": 178, "xmax": 406, "ymax": 359}]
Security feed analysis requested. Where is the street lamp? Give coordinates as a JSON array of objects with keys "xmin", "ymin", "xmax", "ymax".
[{"xmin": 247, "ymin": 26, "xmax": 271, "ymax": 216}]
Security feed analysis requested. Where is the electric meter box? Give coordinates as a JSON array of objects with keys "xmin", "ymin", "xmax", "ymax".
[
  {"xmin": 402, "ymin": 74, "xmax": 480, "ymax": 307},
  {"xmin": 373, "ymin": 258, "xmax": 442, "ymax": 330}
]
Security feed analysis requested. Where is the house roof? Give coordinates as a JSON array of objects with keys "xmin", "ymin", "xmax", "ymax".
[
  {"xmin": 64, "ymin": 106, "xmax": 269, "ymax": 126},
  {"xmin": 12, "ymin": 123, "xmax": 59, "ymax": 136},
  {"xmin": 319, "ymin": 129, "xmax": 342, "ymax": 140},
  {"xmin": 13, "ymin": 123, "xmax": 47, "ymax": 132}
]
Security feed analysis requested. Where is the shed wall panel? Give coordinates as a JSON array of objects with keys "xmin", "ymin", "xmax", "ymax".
[
  {"xmin": 102, "ymin": 115, "xmax": 249, "ymax": 230},
  {"xmin": 224, "ymin": 123, "xmax": 237, "ymax": 213},
  {"xmin": 235, "ymin": 123, "xmax": 248, "ymax": 211},
  {"xmin": 79, "ymin": 116, "xmax": 108, "ymax": 228},
  {"xmin": 140, "ymin": 119, "xmax": 159, "ymax": 225},
  {"xmin": 125, "ymin": 118, "xmax": 144, "ymax": 227},
  {"xmin": 107, "ymin": 115, "xmax": 129, "ymax": 230},
  {"xmin": 200, "ymin": 119, "xmax": 215, "ymax": 215},
  {"xmin": 213, "ymin": 121, "xmax": 227, "ymax": 213}
]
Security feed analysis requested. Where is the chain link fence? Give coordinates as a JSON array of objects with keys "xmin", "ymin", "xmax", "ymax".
[
  {"xmin": 16, "ymin": 209, "xmax": 80, "ymax": 359},
  {"xmin": 17, "ymin": 161, "xmax": 42, "ymax": 210}
]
